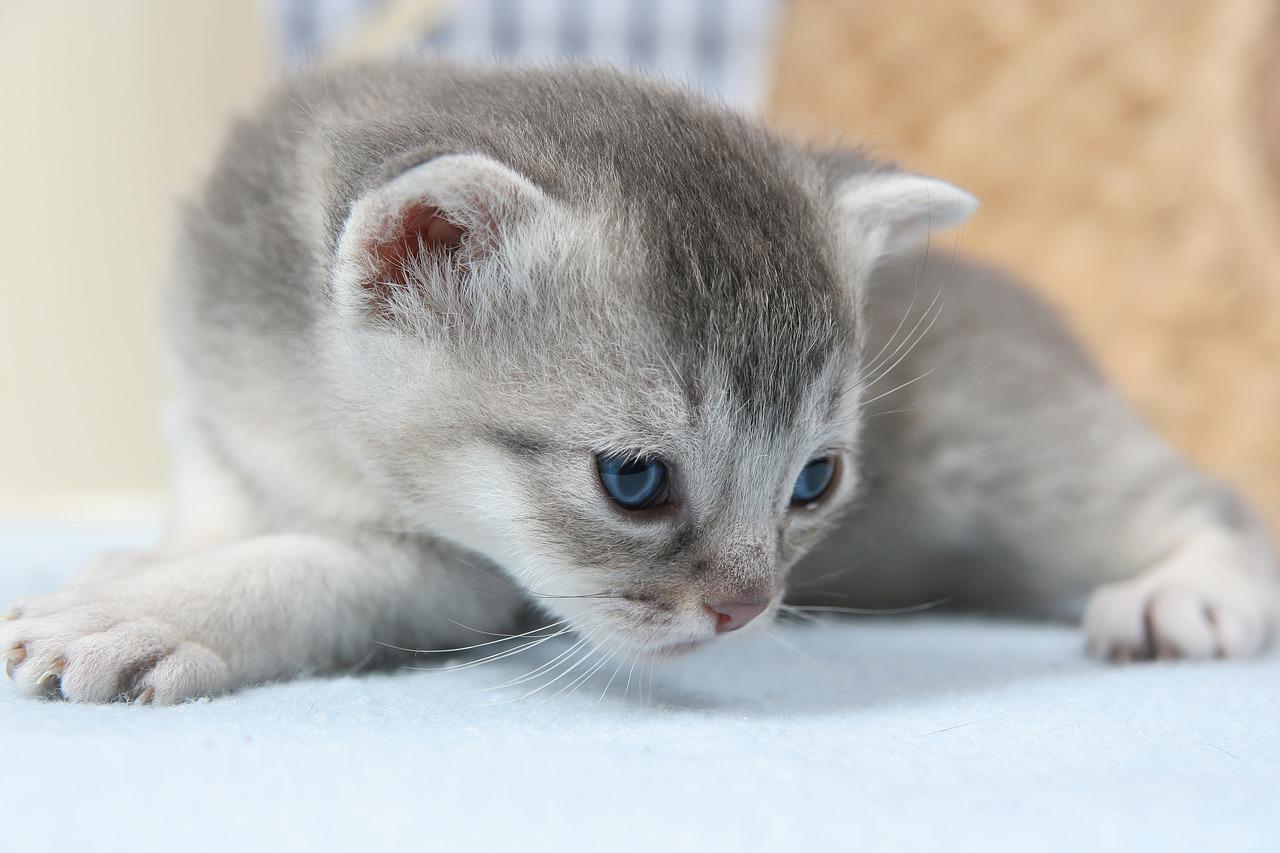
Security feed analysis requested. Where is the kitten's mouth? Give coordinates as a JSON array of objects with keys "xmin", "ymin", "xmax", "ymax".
[{"xmin": 585, "ymin": 594, "xmax": 781, "ymax": 658}]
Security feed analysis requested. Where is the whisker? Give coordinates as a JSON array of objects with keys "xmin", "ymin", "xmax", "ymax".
[
  {"xmin": 861, "ymin": 276, "xmax": 946, "ymax": 384},
  {"xmin": 777, "ymin": 605, "xmax": 821, "ymax": 624},
  {"xmin": 443, "ymin": 615, "xmax": 575, "ymax": 639},
  {"xmin": 542, "ymin": 640, "xmax": 613, "ymax": 700},
  {"xmin": 785, "ymin": 597, "xmax": 952, "ymax": 616},
  {"xmin": 483, "ymin": 612, "xmax": 609, "ymax": 686},
  {"xmin": 375, "ymin": 618, "xmax": 569, "ymax": 656},
  {"xmin": 859, "ymin": 294, "xmax": 945, "ymax": 393},
  {"xmin": 401, "ymin": 628, "xmax": 571, "ymax": 673},
  {"xmin": 483, "ymin": 614, "xmax": 614, "ymax": 696},
  {"xmin": 496, "ymin": 635, "xmax": 606, "ymax": 703},
  {"xmin": 861, "ymin": 275, "xmax": 924, "ymax": 377},
  {"xmin": 765, "ymin": 627, "xmax": 818, "ymax": 664},
  {"xmin": 622, "ymin": 647, "xmax": 642, "ymax": 701},
  {"xmin": 541, "ymin": 642, "xmax": 617, "ymax": 705},
  {"xmin": 575, "ymin": 647, "xmax": 623, "ymax": 701},
  {"xmin": 487, "ymin": 634, "xmax": 592, "ymax": 691},
  {"xmin": 594, "ymin": 648, "xmax": 632, "ymax": 709},
  {"xmin": 858, "ymin": 362, "xmax": 941, "ymax": 410},
  {"xmin": 483, "ymin": 614, "xmax": 614, "ymax": 691},
  {"xmin": 860, "ymin": 231, "xmax": 942, "ymax": 379}
]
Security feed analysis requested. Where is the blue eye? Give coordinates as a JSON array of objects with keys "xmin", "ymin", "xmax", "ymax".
[
  {"xmin": 597, "ymin": 454, "xmax": 670, "ymax": 510},
  {"xmin": 791, "ymin": 456, "xmax": 837, "ymax": 506}
]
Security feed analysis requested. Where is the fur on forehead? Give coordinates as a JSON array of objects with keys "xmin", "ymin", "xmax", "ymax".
[
  {"xmin": 625, "ymin": 172, "xmax": 855, "ymax": 437},
  {"xmin": 331, "ymin": 171, "xmax": 863, "ymax": 459}
]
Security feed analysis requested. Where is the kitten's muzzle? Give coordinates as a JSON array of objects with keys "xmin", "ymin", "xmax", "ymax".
[{"xmin": 704, "ymin": 598, "xmax": 769, "ymax": 633}]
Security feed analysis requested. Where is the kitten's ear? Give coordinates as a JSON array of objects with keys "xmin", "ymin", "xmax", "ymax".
[
  {"xmin": 834, "ymin": 171, "xmax": 977, "ymax": 265},
  {"xmin": 332, "ymin": 153, "xmax": 547, "ymax": 323}
]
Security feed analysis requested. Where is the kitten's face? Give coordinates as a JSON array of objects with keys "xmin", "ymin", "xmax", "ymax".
[
  {"xmin": 475, "ymin": 356, "xmax": 864, "ymax": 656},
  {"xmin": 413, "ymin": 344, "xmax": 865, "ymax": 655},
  {"xmin": 341, "ymin": 198, "xmax": 863, "ymax": 655},
  {"xmin": 446, "ymin": 332, "xmax": 864, "ymax": 655},
  {"xmin": 330, "ymin": 146, "xmax": 971, "ymax": 656}
]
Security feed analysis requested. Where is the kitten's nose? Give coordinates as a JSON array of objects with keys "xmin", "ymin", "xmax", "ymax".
[{"xmin": 705, "ymin": 599, "xmax": 769, "ymax": 633}]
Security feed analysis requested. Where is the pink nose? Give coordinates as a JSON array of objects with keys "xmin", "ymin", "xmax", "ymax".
[{"xmin": 705, "ymin": 599, "xmax": 769, "ymax": 633}]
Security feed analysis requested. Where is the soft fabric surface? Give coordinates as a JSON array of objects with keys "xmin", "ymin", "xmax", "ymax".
[{"xmin": 3, "ymin": 522, "xmax": 1277, "ymax": 852}]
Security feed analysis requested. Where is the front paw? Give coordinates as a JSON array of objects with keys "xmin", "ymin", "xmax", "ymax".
[
  {"xmin": 1083, "ymin": 532, "xmax": 1278, "ymax": 660},
  {"xmin": 2, "ymin": 593, "xmax": 231, "ymax": 704}
]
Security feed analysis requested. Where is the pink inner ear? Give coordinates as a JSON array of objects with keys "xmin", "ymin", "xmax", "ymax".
[{"xmin": 372, "ymin": 203, "xmax": 466, "ymax": 280}]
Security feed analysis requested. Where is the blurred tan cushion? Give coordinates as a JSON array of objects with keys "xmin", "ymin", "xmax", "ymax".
[{"xmin": 770, "ymin": 0, "xmax": 1280, "ymax": 532}]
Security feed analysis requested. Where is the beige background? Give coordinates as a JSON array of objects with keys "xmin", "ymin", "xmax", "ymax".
[
  {"xmin": 770, "ymin": 0, "xmax": 1280, "ymax": 532},
  {"xmin": 0, "ymin": 1, "xmax": 273, "ymax": 519}
]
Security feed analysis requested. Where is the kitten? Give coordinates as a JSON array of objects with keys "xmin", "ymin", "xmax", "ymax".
[{"xmin": 4, "ymin": 61, "xmax": 1276, "ymax": 703}]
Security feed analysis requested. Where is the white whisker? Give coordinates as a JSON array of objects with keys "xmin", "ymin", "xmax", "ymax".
[
  {"xmin": 542, "ymin": 642, "xmax": 617, "ymax": 705},
  {"xmin": 499, "ymin": 635, "xmax": 606, "ymax": 703},
  {"xmin": 488, "ymin": 634, "xmax": 592, "ymax": 691},
  {"xmin": 786, "ymin": 598, "xmax": 952, "ymax": 616},
  {"xmin": 765, "ymin": 627, "xmax": 818, "ymax": 663},
  {"xmin": 862, "ymin": 276, "xmax": 946, "ymax": 383},
  {"xmin": 622, "ymin": 647, "xmax": 641, "ymax": 701},
  {"xmin": 376, "ymin": 618, "xmax": 569, "ymax": 655},
  {"xmin": 401, "ymin": 627, "xmax": 570, "ymax": 673},
  {"xmin": 860, "ymin": 295, "xmax": 945, "ymax": 392},
  {"xmin": 858, "ymin": 362, "xmax": 941, "ymax": 410},
  {"xmin": 594, "ymin": 648, "xmax": 632, "ymax": 709}
]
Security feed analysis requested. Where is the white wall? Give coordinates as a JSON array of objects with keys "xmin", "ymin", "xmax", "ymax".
[{"xmin": 0, "ymin": 1, "xmax": 274, "ymax": 519}]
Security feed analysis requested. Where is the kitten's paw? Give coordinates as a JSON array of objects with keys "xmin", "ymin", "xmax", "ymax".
[
  {"xmin": 1083, "ymin": 534, "xmax": 1278, "ymax": 660},
  {"xmin": 2, "ymin": 599, "xmax": 231, "ymax": 704}
]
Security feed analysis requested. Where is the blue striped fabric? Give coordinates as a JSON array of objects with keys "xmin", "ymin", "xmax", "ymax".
[{"xmin": 267, "ymin": 0, "xmax": 782, "ymax": 110}]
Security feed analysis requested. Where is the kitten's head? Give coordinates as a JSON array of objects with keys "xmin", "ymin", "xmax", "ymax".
[{"xmin": 325, "ymin": 94, "xmax": 974, "ymax": 655}]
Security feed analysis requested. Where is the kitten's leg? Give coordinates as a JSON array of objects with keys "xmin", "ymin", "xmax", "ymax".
[
  {"xmin": 808, "ymin": 255, "xmax": 1279, "ymax": 659},
  {"xmin": 2, "ymin": 533, "xmax": 524, "ymax": 703}
]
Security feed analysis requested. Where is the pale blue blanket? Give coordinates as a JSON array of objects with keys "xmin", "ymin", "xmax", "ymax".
[{"xmin": 3, "ymin": 522, "xmax": 1277, "ymax": 852}]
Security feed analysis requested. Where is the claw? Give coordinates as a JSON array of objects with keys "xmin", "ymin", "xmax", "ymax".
[
  {"xmin": 36, "ymin": 657, "xmax": 65, "ymax": 688},
  {"xmin": 5, "ymin": 645, "xmax": 26, "ymax": 678},
  {"xmin": 134, "ymin": 686, "xmax": 154, "ymax": 705}
]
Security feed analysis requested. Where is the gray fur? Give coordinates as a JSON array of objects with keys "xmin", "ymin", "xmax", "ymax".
[{"xmin": 3, "ymin": 60, "xmax": 1276, "ymax": 704}]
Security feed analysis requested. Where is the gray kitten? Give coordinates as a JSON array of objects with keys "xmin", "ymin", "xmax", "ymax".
[{"xmin": 4, "ymin": 61, "xmax": 1276, "ymax": 703}]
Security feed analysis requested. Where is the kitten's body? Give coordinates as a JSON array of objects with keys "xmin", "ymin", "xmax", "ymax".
[
  {"xmin": 801, "ymin": 256, "xmax": 1275, "ymax": 633},
  {"xmin": 4, "ymin": 61, "xmax": 1276, "ymax": 703}
]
